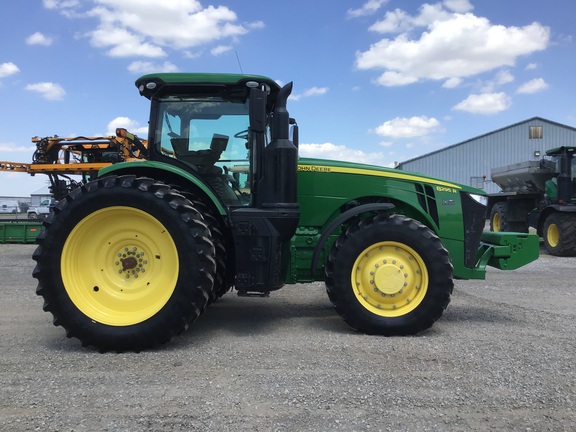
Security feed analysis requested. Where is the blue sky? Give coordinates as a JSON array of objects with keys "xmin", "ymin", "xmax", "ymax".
[{"xmin": 1, "ymin": 0, "xmax": 575, "ymax": 196}]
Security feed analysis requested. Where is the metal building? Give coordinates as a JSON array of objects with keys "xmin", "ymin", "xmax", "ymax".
[{"xmin": 397, "ymin": 117, "xmax": 576, "ymax": 194}]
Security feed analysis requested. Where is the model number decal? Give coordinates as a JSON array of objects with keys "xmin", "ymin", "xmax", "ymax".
[{"xmin": 436, "ymin": 186, "xmax": 458, "ymax": 193}]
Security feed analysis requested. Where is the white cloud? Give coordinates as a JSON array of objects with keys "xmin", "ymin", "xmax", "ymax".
[
  {"xmin": 369, "ymin": 4, "xmax": 451, "ymax": 34},
  {"xmin": 290, "ymin": 86, "xmax": 329, "ymax": 101},
  {"xmin": 526, "ymin": 63, "xmax": 538, "ymax": 70},
  {"xmin": 211, "ymin": 45, "xmax": 233, "ymax": 56},
  {"xmin": 43, "ymin": 0, "xmax": 81, "ymax": 18},
  {"xmin": 452, "ymin": 92, "xmax": 511, "ymax": 114},
  {"xmin": 347, "ymin": 0, "xmax": 389, "ymax": 18},
  {"xmin": 183, "ymin": 50, "xmax": 202, "ymax": 59},
  {"xmin": 69, "ymin": 0, "xmax": 258, "ymax": 58},
  {"xmin": 127, "ymin": 61, "xmax": 179, "ymax": 74},
  {"xmin": 442, "ymin": 77, "xmax": 462, "ymax": 88},
  {"xmin": 88, "ymin": 25, "xmax": 166, "ymax": 58},
  {"xmin": 517, "ymin": 78, "xmax": 549, "ymax": 94},
  {"xmin": 26, "ymin": 32, "xmax": 53, "ymax": 46},
  {"xmin": 299, "ymin": 142, "xmax": 390, "ymax": 167},
  {"xmin": 43, "ymin": 0, "xmax": 79, "ymax": 9},
  {"xmin": 356, "ymin": 4, "xmax": 550, "ymax": 87},
  {"xmin": 480, "ymin": 69, "xmax": 515, "ymax": 92},
  {"xmin": 106, "ymin": 117, "xmax": 148, "ymax": 137},
  {"xmin": 443, "ymin": 0, "xmax": 473, "ymax": 13},
  {"xmin": 0, "ymin": 62, "xmax": 19, "ymax": 78},
  {"xmin": 495, "ymin": 70, "xmax": 514, "ymax": 85},
  {"xmin": 247, "ymin": 20, "xmax": 265, "ymax": 30},
  {"xmin": 375, "ymin": 71, "xmax": 419, "ymax": 86},
  {"xmin": 375, "ymin": 116, "xmax": 441, "ymax": 138},
  {"xmin": 25, "ymin": 82, "xmax": 66, "ymax": 100}
]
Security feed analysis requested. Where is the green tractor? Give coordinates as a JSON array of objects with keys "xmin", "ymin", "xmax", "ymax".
[{"xmin": 32, "ymin": 73, "xmax": 539, "ymax": 351}]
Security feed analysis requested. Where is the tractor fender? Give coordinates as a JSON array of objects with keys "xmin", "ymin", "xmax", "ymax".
[
  {"xmin": 310, "ymin": 202, "xmax": 395, "ymax": 277},
  {"xmin": 97, "ymin": 161, "xmax": 226, "ymax": 215},
  {"xmin": 545, "ymin": 203, "xmax": 576, "ymax": 213},
  {"xmin": 533, "ymin": 204, "xmax": 576, "ymax": 235}
]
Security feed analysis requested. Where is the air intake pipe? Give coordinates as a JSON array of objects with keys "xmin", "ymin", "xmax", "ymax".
[{"xmin": 257, "ymin": 82, "xmax": 299, "ymax": 209}]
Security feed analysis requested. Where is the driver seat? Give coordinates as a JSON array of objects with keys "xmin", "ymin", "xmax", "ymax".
[{"xmin": 173, "ymin": 134, "xmax": 229, "ymax": 175}]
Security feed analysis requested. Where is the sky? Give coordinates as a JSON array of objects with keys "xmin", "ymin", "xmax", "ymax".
[{"xmin": 1, "ymin": 0, "xmax": 576, "ymax": 196}]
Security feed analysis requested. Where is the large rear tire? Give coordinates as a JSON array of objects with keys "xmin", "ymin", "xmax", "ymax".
[
  {"xmin": 33, "ymin": 175, "xmax": 216, "ymax": 351},
  {"xmin": 325, "ymin": 214, "xmax": 453, "ymax": 335},
  {"xmin": 543, "ymin": 212, "xmax": 576, "ymax": 256}
]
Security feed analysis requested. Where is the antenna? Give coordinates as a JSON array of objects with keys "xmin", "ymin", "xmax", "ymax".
[{"xmin": 234, "ymin": 50, "xmax": 244, "ymax": 74}]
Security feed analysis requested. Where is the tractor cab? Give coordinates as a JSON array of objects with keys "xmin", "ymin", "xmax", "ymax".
[
  {"xmin": 136, "ymin": 73, "xmax": 298, "ymax": 210},
  {"xmin": 544, "ymin": 146, "xmax": 576, "ymax": 204}
]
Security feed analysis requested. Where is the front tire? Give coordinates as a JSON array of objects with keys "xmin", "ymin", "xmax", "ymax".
[
  {"xmin": 325, "ymin": 214, "xmax": 453, "ymax": 335},
  {"xmin": 33, "ymin": 175, "xmax": 216, "ymax": 351}
]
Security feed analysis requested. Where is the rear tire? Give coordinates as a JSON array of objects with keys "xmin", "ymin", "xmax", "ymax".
[
  {"xmin": 543, "ymin": 213, "xmax": 576, "ymax": 256},
  {"xmin": 33, "ymin": 175, "xmax": 216, "ymax": 351},
  {"xmin": 325, "ymin": 214, "xmax": 453, "ymax": 336}
]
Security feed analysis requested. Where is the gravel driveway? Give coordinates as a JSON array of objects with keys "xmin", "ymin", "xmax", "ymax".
[{"xmin": 1, "ymin": 244, "xmax": 574, "ymax": 431}]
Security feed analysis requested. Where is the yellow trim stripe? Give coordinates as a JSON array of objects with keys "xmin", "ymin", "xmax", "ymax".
[{"xmin": 298, "ymin": 164, "xmax": 462, "ymax": 189}]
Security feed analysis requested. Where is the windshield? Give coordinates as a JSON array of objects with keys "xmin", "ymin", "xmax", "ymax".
[
  {"xmin": 155, "ymin": 96, "xmax": 252, "ymax": 205},
  {"xmin": 550, "ymin": 155, "xmax": 576, "ymax": 181}
]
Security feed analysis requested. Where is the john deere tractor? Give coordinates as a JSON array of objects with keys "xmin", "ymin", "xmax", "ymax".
[{"xmin": 32, "ymin": 73, "xmax": 539, "ymax": 351}]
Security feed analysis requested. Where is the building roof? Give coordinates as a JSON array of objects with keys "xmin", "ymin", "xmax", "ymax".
[
  {"xmin": 31, "ymin": 186, "xmax": 51, "ymax": 196},
  {"xmin": 397, "ymin": 116, "xmax": 576, "ymax": 168}
]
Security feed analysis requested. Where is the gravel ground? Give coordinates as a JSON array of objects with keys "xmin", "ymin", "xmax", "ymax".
[{"xmin": 0, "ymin": 243, "xmax": 575, "ymax": 431}]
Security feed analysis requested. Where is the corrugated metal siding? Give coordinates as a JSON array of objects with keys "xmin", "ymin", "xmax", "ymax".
[{"xmin": 398, "ymin": 118, "xmax": 576, "ymax": 194}]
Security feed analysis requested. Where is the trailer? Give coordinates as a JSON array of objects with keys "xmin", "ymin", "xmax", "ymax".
[{"xmin": 0, "ymin": 220, "xmax": 43, "ymax": 244}]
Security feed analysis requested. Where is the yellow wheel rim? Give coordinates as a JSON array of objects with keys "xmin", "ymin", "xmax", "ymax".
[
  {"xmin": 547, "ymin": 223, "xmax": 559, "ymax": 247},
  {"xmin": 61, "ymin": 206, "xmax": 179, "ymax": 326},
  {"xmin": 492, "ymin": 212, "xmax": 501, "ymax": 232},
  {"xmin": 352, "ymin": 241, "xmax": 429, "ymax": 317}
]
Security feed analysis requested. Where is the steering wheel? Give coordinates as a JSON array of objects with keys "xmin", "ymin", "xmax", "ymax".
[{"xmin": 234, "ymin": 129, "xmax": 249, "ymax": 140}]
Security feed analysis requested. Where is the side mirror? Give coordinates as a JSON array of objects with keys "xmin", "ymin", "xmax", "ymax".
[
  {"xmin": 249, "ymin": 88, "xmax": 267, "ymax": 133},
  {"xmin": 290, "ymin": 118, "xmax": 299, "ymax": 148}
]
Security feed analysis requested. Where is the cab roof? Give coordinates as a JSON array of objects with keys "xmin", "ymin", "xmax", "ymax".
[{"xmin": 135, "ymin": 73, "xmax": 281, "ymax": 100}]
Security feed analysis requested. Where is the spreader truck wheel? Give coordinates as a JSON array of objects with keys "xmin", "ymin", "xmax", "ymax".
[
  {"xmin": 33, "ymin": 175, "xmax": 216, "ymax": 352},
  {"xmin": 490, "ymin": 203, "xmax": 507, "ymax": 232},
  {"xmin": 490, "ymin": 202, "xmax": 527, "ymax": 233},
  {"xmin": 326, "ymin": 214, "xmax": 454, "ymax": 336},
  {"xmin": 543, "ymin": 212, "xmax": 576, "ymax": 257}
]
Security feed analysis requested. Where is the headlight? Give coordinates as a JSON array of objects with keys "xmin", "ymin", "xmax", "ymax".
[{"xmin": 468, "ymin": 193, "xmax": 488, "ymax": 206}]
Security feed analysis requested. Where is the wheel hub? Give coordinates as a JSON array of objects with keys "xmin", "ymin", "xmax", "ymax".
[
  {"xmin": 115, "ymin": 246, "xmax": 148, "ymax": 279},
  {"xmin": 374, "ymin": 264, "xmax": 406, "ymax": 295},
  {"xmin": 352, "ymin": 241, "xmax": 428, "ymax": 317}
]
